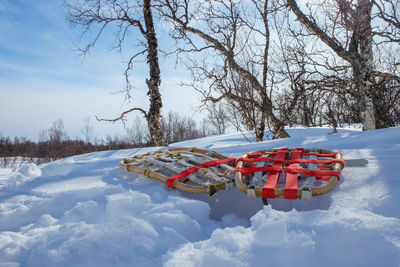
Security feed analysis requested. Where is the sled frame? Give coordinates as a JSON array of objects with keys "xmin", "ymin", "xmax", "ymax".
[
  {"xmin": 119, "ymin": 147, "xmax": 235, "ymax": 194},
  {"xmin": 234, "ymin": 148, "xmax": 344, "ymax": 200}
]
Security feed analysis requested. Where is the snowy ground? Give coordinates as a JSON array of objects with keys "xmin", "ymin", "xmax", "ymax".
[{"xmin": 0, "ymin": 127, "xmax": 399, "ymax": 266}]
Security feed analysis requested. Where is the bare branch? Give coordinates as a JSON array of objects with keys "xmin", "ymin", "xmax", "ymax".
[
  {"xmin": 286, "ymin": 0, "xmax": 353, "ymax": 62},
  {"xmin": 96, "ymin": 108, "xmax": 148, "ymax": 127}
]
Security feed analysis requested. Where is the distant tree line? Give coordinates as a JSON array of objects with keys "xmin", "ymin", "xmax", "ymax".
[
  {"xmin": 0, "ymin": 114, "xmax": 225, "ymax": 167},
  {"xmin": 0, "ymin": 121, "xmax": 136, "ymax": 167}
]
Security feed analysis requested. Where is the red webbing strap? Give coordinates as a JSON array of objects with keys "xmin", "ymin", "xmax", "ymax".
[
  {"xmin": 300, "ymin": 151, "xmax": 341, "ymax": 158},
  {"xmin": 284, "ymin": 148, "xmax": 303, "ymax": 199},
  {"xmin": 286, "ymin": 150, "xmax": 344, "ymax": 180},
  {"xmin": 288, "ymin": 158, "xmax": 345, "ymax": 167},
  {"xmin": 262, "ymin": 148, "xmax": 288, "ymax": 198},
  {"xmin": 243, "ymin": 152, "xmax": 279, "ymax": 159},
  {"xmin": 234, "ymin": 151, "xmax": 285, "ymax": 175},
  {"xmin": 235, "ymin": 156, "xmax": 285, "ymax": 164},
  {"xmin": 284, "ymin": 167, "xmax": 341, "ymax": 180},
  {"xmin": 166, "ymin": 157, "xmax": 236, "ymax": 188},
  {"xmin": 319, "ymin": 167, "xmax": 335, "ymax": 181},
  {"xmin": 234, "ymin": 165, "xmax": 282, "ymax": 176}
]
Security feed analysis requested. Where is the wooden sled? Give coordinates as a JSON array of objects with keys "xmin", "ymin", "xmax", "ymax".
[
  {"xmin": 119, "ymin": 147, "xmax": 236, "ymax": 195},
  {"xmin": 234, "ymin": 148, "xmax": 345, "ymax": 200}
]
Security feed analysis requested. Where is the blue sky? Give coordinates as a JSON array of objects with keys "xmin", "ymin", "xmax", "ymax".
[{"xmin": 0, "ymin": 0, "xmax": 200, "ymax": 141}]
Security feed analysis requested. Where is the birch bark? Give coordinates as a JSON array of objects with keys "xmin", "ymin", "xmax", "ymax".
[{"xmin": 144, "ymin": 0, "xmax": 166, "ymax": 145}]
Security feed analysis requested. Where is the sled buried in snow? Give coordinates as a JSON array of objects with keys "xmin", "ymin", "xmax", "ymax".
[
  {"xmin": 234, "ymin": 148, "xmax": 345, "ymax": 200},
  {"xmin": 119, "ymin": 148, "xmax": 236, "ymax": 195},
  {"xmin": 120, "ymin": 147, "xmax": 366, "ymax": 200}
]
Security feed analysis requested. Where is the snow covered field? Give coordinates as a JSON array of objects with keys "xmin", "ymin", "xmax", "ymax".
[{"xmin": 0, "ymin": 127, "xmax": 399, "ymax": 266}]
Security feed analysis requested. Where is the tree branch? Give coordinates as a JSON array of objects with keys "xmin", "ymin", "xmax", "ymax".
[
  {"xmin": 286, "ymin": 0, "xmax": 354, "ymax": 62},
  {"xmin": 96, "ymin": 108, "xmax": 148, "ymax": 127}
]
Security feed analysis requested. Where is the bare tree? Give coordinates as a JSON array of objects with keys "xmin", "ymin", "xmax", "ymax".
[
  {"xmin": 158, "ymin": 0, "xmax": 292, "ymax": 141},
  {"xmin": 40, "ymin": 119, "xmax": 68, "ymax": 143},
  {"xmin": 285, "ymin": 0, "xmax": 400, "ymax": 130},
  {"xmin": 205, "ymin": 102, "xmax": 230, "ymax": 135},
  {"xmin": 372, "ymin": 0, "xmax": 400, "ymax": 127},
  {"xmin": 64, "ymin": 0, "xmax": 166, "ymax": 145},
  {"xmin": 37, "ymin": 119, "xmax": 69, "ymax": 159},
  {"xmin": 374, "ymin": 0, "xmax": 400, "ymax": 43},
  {"xmin": 161, "ymin": 111, "xmax": 205, "ymax": 143},
  {"xmin": 80, "ymin": 116, "xmax": 94, "ymax": 143},
  {"xmin": 125, "ymin": 116, "xmax": 149, "ymax": 145},
  {"xmin": 269, "ymin": 6, "xmax": 357, "ymax": 129}
]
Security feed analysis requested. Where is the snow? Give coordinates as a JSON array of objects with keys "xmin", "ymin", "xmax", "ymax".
[{"xmin": 0, "ymin": 127, "xmax": 399, "ymax": 266}]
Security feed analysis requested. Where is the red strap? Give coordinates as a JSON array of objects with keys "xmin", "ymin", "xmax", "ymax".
[
  {"xmin": 288, "ymin": 158, "xmax": 345, "ymax": 168},
  {"xmin": 166, "ymin": 157, "xmax": 236, "ymax": 188},
  {"xmin": 235, "ymin": 156, "xmax": 285, "ymax": 165},
  {"xmin": 244, "ymin": 152, "xmax": 279, "ymax": 158},
  {"xmin": 234, "ymin": 165, "xmax": 282, "ymax": 176},
  {"xmin": 300, "ymin": 152, "xmax": 342, "ymax": 158},
  {"xmin": 284, "ymin": 148, "xmax": 303, "ymax": 199},
  {"xmin": 262, "ymin": 148, "xmax": 288, "ymax": 198},
  {"xmin": 284, "ymin": 167, "xmax": 341, "ymax": 180}
]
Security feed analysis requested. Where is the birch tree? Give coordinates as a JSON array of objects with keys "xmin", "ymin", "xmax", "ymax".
[
  {"xmin": 286, "ymin": 0, "xmax": 400, "ymax": 130},
  {"xmin": 65, "ymin": 0, "xmax": 165, "ymax": 145}
]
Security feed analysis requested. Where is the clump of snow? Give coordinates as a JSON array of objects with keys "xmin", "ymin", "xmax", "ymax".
[
  {"xmin": 0, "ymin": 127, "xmax": 399, "ymax": 266},
  {"xmin": 17, "ymin": 163, "xmax": 41, "ymax": 178},
  {"xmin": 0, "ymin": 168, "xmax": 13, "ymax": 188},
  {"xmin": 251, "ymin": 207, "xmax": 291, "ymax": 246},
  {"xmin": 3, "ymin": 163, "xmax": 42, "ymax": 191},
  {"xmin": 164, "ymin": 207, "xmax": 316, "ymax": 267},
  {"xmin": 40, "ymin": 157, "xmax": 76, "ymax": 177}
]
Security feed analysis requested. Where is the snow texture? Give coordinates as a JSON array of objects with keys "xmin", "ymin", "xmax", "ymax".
[{"xmin": 0, "ymin": 127, "xmax": 399, "ymax": 266}]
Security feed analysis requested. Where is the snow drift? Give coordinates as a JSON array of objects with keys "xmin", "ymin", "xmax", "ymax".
[{"xmin": 0, "ymin": 127, "xmax": 399, "ymax": 266}]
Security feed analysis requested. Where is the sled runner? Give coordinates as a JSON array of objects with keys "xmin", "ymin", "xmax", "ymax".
[
  {"xmin": 119, "ymin": 147, "xmax": 236, "ymax": 195},
  {"xmin": 234, "ymin": 148, "xmax": 345, "ymax": 200}
]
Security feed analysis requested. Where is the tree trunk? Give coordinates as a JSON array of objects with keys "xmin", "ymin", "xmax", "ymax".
[
  {"xmin": 351, "ymin": 56, "xmax": 376, "ymax": 130},
  {"xmin": 255, "ymin": 126, "xmax": 264, "ymax": 142},
  {"xmin": 143, "ymin": 0, "xmax": 166, "ymax": 146},
  {"xmin": 355, "ymin": 0, "xmax": 376, "ymax": 130}
]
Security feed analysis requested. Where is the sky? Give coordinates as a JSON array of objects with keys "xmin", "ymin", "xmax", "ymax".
[{"xmin": 0, "ymin": 0, "xmax": 202, "ymax": 141}]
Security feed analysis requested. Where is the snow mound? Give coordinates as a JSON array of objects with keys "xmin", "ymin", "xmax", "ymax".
[
  {"xmin": 3, "ymin": 163, "xmax": 42, "ymax": 191},
  {"xmin": 17, "ymin": 163, "xmax": 41, "ymax": 178},
  {"xmin": 165, "ymin": 207, "xmax": 315, "ymax": 267},
  {"xmin": 0, "ymin": 127, "xmax": 399, "ymax": 266}
]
